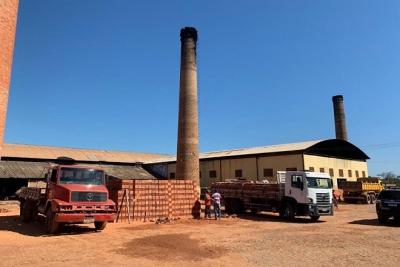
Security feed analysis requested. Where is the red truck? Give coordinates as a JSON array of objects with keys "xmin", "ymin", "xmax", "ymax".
[{"xmin": 19, "ymin": 164, "xmax": 116, "ymax": 233}]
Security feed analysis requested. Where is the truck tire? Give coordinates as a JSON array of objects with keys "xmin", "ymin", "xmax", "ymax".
[
  {"xmin": 377, "ymin": 213, "xmax": 389, "ymax": 224},
  {"xmin": 224, "ymin": 198, "xmax": 233, "ymax": 214},
  {"xmin": 280, "ymin": 202, "xmax": 295, "ymax": 220},
  {"xmin": 21, "ymin": 200, "xmax": 34, "ymax": 223},
  {"xmin": 94, "ymin": 221, "xmax": 107, "ymax": 231},
  {"xmin": 232, "ymin": 199, "xmax": 243, "ymax": 214},
  {"xmin": 310, "ymin": 215, "xmax": 320, "ymax": 222},
  {"xmin": 365, "ymin": 194, "xmax": 371, "ymax": 204},
  {"xmin": 46, "ymin": 209, "xmax": 60, "ymax": 234},
  {"xmin": 370, "ymin": 194, "xmax": 376, "ymax": 204}
]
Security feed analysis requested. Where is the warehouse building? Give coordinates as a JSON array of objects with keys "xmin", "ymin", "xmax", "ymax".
[
  {"xmin": 0, "ymin": 143, "xmax": 162, "ymax": 199},
  {"xmin": 146, "ymin": 139, "xmax": 369, "ymax": 188}
]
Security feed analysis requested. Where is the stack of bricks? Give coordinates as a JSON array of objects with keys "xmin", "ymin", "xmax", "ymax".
[{"xmin": 107, "ymin": 179, "xmax": 199, "ymax": 222}]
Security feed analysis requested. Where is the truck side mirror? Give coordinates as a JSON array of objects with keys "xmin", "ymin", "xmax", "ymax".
[{"xmin": 300, "ymin": 182, "xmax": 304, "ymax": 191}]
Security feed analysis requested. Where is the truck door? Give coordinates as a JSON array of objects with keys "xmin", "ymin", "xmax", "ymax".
[
  {"xmin": 286, "ymin": 173, "xmax": 307, "ymax": 204},
  {"xmin": 46, "ymin": 168, "xmax": 58, "ymax": 200}
]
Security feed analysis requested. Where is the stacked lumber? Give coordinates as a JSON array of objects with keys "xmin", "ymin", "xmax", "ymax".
[{"xmin": 107, "ymin": 179, "xmax": 198, "ymax": 222}]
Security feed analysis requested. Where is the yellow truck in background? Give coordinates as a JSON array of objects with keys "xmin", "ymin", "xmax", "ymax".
[{"xmin": 338, "ymin": 178, "xmax": 383, "ymax": 204}]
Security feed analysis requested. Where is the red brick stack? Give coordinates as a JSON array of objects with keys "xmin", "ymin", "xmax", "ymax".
[{"xmin": 107, "ymin": 179, "xmax": 198, "ymax": 222}]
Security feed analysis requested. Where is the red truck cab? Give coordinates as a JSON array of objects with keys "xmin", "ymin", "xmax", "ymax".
[{"xmin": 20, "ymin": 164, "xmax": 116, "ymax": 233}]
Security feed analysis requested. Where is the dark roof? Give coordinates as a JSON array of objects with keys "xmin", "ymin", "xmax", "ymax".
[
  {"xmin": 304, "ymin": 139, "xmax": 370, "ymax": 160},
  {"xmin": 0, "ymin": 161, "xmax": 156, "ymax": 180}
]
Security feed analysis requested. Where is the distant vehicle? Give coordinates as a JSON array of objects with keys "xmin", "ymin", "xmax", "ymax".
[
  {"xmin": 376, "ymin": 188, "xmax": 400, "ymax": 224},
  {"xmin": 338, "ymin": 178, "xmax": 383, "ymax": 204},
  {"xmin": 18, "ymin": 164, "xmax": 116, "ymax": 233},
  {"xmin": 211, "ymin": 171, "xmax": 334, "ymax": 221}
]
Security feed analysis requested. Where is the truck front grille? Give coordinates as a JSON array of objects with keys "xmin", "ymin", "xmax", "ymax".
[
  {"xmin": 71, "ymin": 192, "xmax": 107, "ymax": 202},
  {"xmin": 316, "ymin": 193, "xmax": 330, "ymax": 204}
]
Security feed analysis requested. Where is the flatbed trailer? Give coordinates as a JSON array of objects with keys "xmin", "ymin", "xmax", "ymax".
[
  {"xmin": 338, "ymin": 178, "xmax": 383, "ymax": 204},
  {"xmin": 211, "ymin": 171, "xmax": 334, "ymax": 221}
]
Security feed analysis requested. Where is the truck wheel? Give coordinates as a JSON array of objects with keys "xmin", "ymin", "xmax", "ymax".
[
  {"xmin": 21, "ymin": 200, "xmax": 34, "ymax": 223},
  {"xmin": 250, "ymin": 209, "xmax": 258, "ymax": 215},
  {"xmin": 377, "ymin": 214, "xmax": 389, "ymax": 224},
  {"xmin": 370, "ymin": 194, "xmax": 376, "ymax": 204},
  {"xmin": 310, "ymin": 215, "xmax": 320, "ymax": 222},
  {"xmin": 94, "ymin": 221, "xmax": 107, "ymax": 231},
  {"xmin": 233, "ymin": 199, "xmax": 243, "ymax": 214},
  {"xmin": 46, "ymin": 209, "xmax": 59, "ymax": 234},
  {"xmin": 365, "ymin": 194, "xmax": 371, "ymax": 204},
  {"xmin": 280, "ymin": 202, "xmax": 295, "ymax": 220},
  {"xmin": 224, "ymin": 199, "xmax": 233, "ymax": 214}
]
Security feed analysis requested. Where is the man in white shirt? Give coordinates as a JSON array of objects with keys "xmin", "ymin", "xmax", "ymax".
[{"xmin": 212, "ymin": 191, "xmax": 222, "ymax": 220}]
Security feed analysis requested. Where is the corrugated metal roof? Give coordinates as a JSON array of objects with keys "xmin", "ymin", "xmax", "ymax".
[
  {"xmin": 0, "ymin": 161, "xmax": 49, "ymax": 179},
  {"xmin": 0, "ymin": 161, "xmax": 156, "ymax": 180},
  {"xmin": 147, "ymin": 140, "xmax": 322, "ymax": 163},
  {"xmin": 2, "ymin": 143, "xmax": 168, "ymax": 164}
]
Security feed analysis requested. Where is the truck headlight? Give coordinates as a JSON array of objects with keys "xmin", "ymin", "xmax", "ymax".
[{"xmin": 308, "ymin": 198, "xmax": 314, "ymax": 204}]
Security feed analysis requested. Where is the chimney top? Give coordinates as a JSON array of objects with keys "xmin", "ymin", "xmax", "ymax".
[
  {"xmin": 332, "ymin": 95, "xmax": 344, "ymax": 102},
  {"xmin": 180, "ymin": 27, "xmax": 198, "ymax": 42}
]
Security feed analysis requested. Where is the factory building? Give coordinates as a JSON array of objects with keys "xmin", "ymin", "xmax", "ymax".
[{"xmin": 147, "ymin": 139, "xmax": 369, "ymax": 188}]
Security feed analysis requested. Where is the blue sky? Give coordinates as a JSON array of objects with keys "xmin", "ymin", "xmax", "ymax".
[{"xmin": 6, "ymin": 0, "xmax": 400, "ymax": 175}]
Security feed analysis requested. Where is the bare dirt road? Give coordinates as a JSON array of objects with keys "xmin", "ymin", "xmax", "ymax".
[{"xmin": 0, "ymin": 202, "xmax": 399, "ymax": 267}]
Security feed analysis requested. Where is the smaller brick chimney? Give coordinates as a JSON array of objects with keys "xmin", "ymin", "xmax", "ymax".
[{"xmin": 332, "ymin": 95, "xmax": 348, "ymax": 141}]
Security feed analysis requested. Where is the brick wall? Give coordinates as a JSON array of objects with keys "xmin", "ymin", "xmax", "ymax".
[
  {"xmin": 0, "ymin": 0, "xmax": 19, "ymax": 157},
  {"xmin": 108, "ymin": 179, "xmax": 200, "ymax": 222}
]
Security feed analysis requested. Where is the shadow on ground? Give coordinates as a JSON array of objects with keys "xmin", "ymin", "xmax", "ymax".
[
  {"xmin": 236, "ymin": 212, "xmax": 326, "ymax": 224},
  {"xmin": 0, "ymin": 214, "xmax": 99, "ymax": 236},
  {"xmin": 349, "ymin": 218, "xmax": 400, "ymax": 227},
  {"xmin": 116, "ymin": 233, "xmax": 228, "ymax": 261}
]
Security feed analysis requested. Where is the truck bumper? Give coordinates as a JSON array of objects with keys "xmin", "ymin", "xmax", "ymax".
[
  {"xmin": 309, "ymin": 204, "xmax": 333, "ymax": 216},
  {"xmin": 55, "ymin": 213, "xmax": 115, "ymax": 223}
]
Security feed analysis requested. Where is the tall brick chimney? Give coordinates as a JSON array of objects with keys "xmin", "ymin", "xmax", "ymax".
[
  {"xmin": 332, "ymin": 95, "xmax": 348, "ymax": 141},
  {"xmin": 0, "ymin": 0, "xmax": 19, "ymax": 157},
  {"xmin": 176, "ymin": 27, "xmax": 200, "ymax": 189}
]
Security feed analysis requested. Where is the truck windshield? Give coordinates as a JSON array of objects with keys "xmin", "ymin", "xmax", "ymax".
[
  {"xmin": 59, "ymin": 168, "xmax": 104, "ymax": 185},
  {"xmin": 306, "ymin": 177, "xmax": 332, "ymax": 189}
]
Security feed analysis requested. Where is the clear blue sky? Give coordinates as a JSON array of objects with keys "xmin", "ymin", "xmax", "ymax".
[{"xmin": 6, "ymin": 0, "xmax": 400, "ymax": 175}]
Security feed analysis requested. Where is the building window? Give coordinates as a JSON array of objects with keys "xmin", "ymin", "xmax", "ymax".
[
  {"xmin": 209, "ymin": 170, "xmax": 217, "ymax": 178},
  {"xmin": 286, "ymin": 167, "xmax": 297, "ymax": 171},
  {"xmin": 339, "ymin": 169, "xmax": 344, "ymax": 177},
  {"xmin": 235, "ymin": 169, "xmax": 242, "ymax": 178},
  {"xmin": 337, "ymin": 178, "xmax": 347, "ymax": 186},
  {"xmin": 348, "ymin": 170, "xmax": 352, "ymax": 178},
  {"xmin": 362, "ymin": 171, "xmax": 366, "ymax": 177},
  {"xmin": 169, "ymin": 172, "xmax": 175, "ymax": 179},
  {"xmin": 309, "ymin": 167, "xmax": 314, "ymax": 172},
  {"xmin": 329, "ymin": 168, "xmax": 334, "ymax": 177},
  {"xmin": 355, "ymin": 170, "xmax": 359, "ymax": 178},
  {"xmin": 263, "ymin": 168, "xmax": 273, "ymax": 177},
  {"xmin": 320, "ymin": 168, "xmax": 325, "ymax": 173}
]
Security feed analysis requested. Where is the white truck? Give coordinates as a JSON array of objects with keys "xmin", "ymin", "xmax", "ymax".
[{"xmin": 211, "ymin": 171, "xmax": 334, "ymax": 221}]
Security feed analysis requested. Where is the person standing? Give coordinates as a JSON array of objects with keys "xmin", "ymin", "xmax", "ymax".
[
  {"xmin": 204, "ymin": 190, "xmax": 212, "ymax": 219},
  {"xmin": 212, "ymin": 191, "xmax": 222, "ymax": 220}
]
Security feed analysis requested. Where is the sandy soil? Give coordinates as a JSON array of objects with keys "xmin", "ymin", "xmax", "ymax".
[{"xmin": 0, "ymin": 201, "xmax": 399, "ymax": 267}]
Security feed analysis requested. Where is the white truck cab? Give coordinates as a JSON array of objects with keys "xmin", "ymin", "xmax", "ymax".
[{"xmin": 278, "ymin": 171, "xmax": 334, "ymax": 220}]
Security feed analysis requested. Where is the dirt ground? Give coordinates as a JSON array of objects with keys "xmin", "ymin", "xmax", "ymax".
[{"xmin": 0, "ymin": 202, "xmax": 399, "ymax": 267}]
